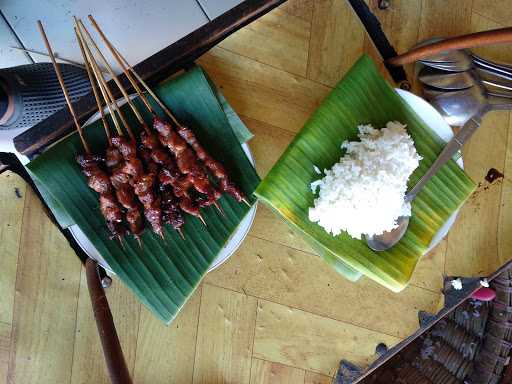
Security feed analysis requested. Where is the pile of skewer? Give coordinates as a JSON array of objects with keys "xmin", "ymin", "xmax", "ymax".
[{"xmin": 38, "ymin": 16, "xmax": 249, "ymax": 244}]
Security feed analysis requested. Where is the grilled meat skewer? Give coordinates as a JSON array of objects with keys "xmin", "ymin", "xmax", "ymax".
[
  {"xmin": 153, "ymin": 117, "xmax": 221, "ymax": 205},
  {"xmin": 76, "ymin": 153, "xmax": 126, "ymax": 239},
  {"xmin": 175, "ymin": 123, "xmax": 246, "ymax": 203}
]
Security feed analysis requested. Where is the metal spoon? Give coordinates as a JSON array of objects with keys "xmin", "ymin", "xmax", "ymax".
[
  {"xmin": 423, "ymin": 85, "xmax": 512, "ymax": 125},
  {"xmin": 418, "ymin": 66, "xmax": 512, "ymax": 92},
  {"xmin": 366, "ymin": 113, "xmax": 485, "ymax": 251},
  {"xmin": 419, "ymin": 45, "xmax": 512, "ymax": 79},
  {"xmin": 422, "ymin": 53, "xmax": 512, "ymax": 77},
  {"xmin": 413, "ymin": 37, "xmax": 512, "ymax": 79},
  {"xmin": 367, "ymin": 85, "xmax": 512, "ymax": 251},
  {"xmin": 418, "ymin": 67, "xmax": 474, "ymax": 90},
  {"xmin": 472, "ymin": 53, "xmax": 512, "ymax": 73}
]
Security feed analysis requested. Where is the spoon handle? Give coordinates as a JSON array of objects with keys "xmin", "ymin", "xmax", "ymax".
[
  {"xmin": 476, "ymin": 67, "xmax": 512, "ymax": 85},
  {"xmin": 473, "ymin": 54, "xmax": 512, "ymax": 74},
  {"xmin": 389, "ymin": 27, "xmax": 512, "ymax": 66},
  {"xmin": 405, "ymin": 116, "xmax": 482, "ymax": 202}
]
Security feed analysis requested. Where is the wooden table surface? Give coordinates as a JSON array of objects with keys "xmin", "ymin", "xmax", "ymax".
[{"xmin": 2, "ymin": 1, "xmax": 512, "ymax": 383}]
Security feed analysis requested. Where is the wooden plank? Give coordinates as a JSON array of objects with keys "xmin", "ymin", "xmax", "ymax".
[
  {"xmin": 307, "ymin": 0, "xmax": 365, "ymax": 87},
  {"xmin": 470, "ymin": 9, "xmax": 512, "ymax": 271},
  {"xmin": 472, "ymin": 0, "xmax": 512, "ymax": 27},
  {"xmin": 193, "ymin": 284, "xmax": 257, "ymax": 384},
  {"xmin": 418, "ymin": 0, "xmax": 473, "ymax": 39},
  {"xmin": 253, "ymin": 299, "xmax": 401, "ymax": 376},
  {"xmin": 499, "ymin": 100, "xmax": 512, "ymax": 267},
  {"xmin": 445, "ymin": 110, "xmax": 509, "ymax": 277},
  {"xmin": 8, "ymin": 188, "xmax": 82, "ymax": 384},
  {"xmin": 304, "ymin": 371, "xmax": 333, "ymax": 384},
  {"xmin": 132, "ymin": 288, "xmax": 201, "ymax": 384},
  {"xmin": 279, "ymin": 0, "xmax": 314, "ymax": 21},
  {"xmin": 219, "ymin": 1, "xmax": 311, "ymax": 77},
  {"xmin": 0, "ymin": 322, "xmax": 11, "ymax": 384},
  {"xmin": 70, "ymin": 274, "xmax": 141, "ymax": 384},
  {"xmin": 443, "ymin": 8, "xmax": 510, "ymax": 277},
  {"xmin": 0, "ymin": 172, "xmax": 25, "ymax": 325},
  {"xmin": 198, "ymin": 46, "xmax": 331, "ymax": 135},
  {"xmin": 249, "ymin": 358, "xmax": 305, "ymax": 384},
  {"xmin": 205, "ymin": 236, "xmax": 439, "ymax": 338},
  {"xmin": 251, "ymin": 204, "xmax": 312, "ymax": 253}
]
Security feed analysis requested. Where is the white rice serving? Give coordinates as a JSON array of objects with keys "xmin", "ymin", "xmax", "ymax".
[{"xmin": 308, "ymin": 121, "xmax": 422, "ymax": 239}]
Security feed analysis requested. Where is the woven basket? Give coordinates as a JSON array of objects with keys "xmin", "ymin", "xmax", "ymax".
[{"xmin": 388, "ymin": 268, "xmax": 512, "ymax": 384}]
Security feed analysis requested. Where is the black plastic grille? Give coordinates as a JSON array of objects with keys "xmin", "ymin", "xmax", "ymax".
[{"xmin": 0, "ymin": 63, "xmax": 91, "ymax": 131}]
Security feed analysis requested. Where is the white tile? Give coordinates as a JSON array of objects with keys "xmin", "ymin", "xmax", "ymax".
[
  {"xmin": 2, "ymin": 0, "xmax": 209, "ymax": 73},
  {"xmin": 197, "ymin": 0, "xmax": 244, "ymax": 20},
  {"xmin": 0, "ymin": 15, "xmax": 32, "ymax": 68}
]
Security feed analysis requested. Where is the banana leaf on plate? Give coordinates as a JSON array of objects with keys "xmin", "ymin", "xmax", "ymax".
[
  {"xmin": 27, "ymin": 66, "xmax": 260, "ymax": 324},
  {"xmin": 255, "ymin": 55, "xmax": 476, "ymax": 292}
]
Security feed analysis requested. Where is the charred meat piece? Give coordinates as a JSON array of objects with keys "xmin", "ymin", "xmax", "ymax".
[
  {"xmin": 126, "ymin": 208, "xmax": 144, "ymax": 237},
  {"xmin": 176, "ymin": 124, "xmax": 246, "ymax": 202},
  {"xmin": 160, "ymin": 186, "xmax": 184, "ymax": 230},
  {"xmin": 99, "ymin": 192, "xmax": 123, "ymax": 223},
  {"xmin": 105, "ymin": 146, "xmax": 123, "ymax": 168},
  {"xmin": 111, "ymin": 136, "xmax": 137, "ymax": 158},
  {"xmin": 154, "ymin": 117, "xmax": 221, "ymax": 203}
]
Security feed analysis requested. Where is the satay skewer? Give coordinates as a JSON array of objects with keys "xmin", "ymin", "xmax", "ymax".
[
  {"xmin": 38, "ymin": 20, "xmax": 125, "ymax": 242},
  {"xmin": 87, "ymin": 15, "xmax": 250, "ymax": 208},
  {"xmin": 77, "ymin": 17, "xmax": 187, "ymax": 238},
  {"xmin": 86, "ymin": 17, "xmax": 224, "ymax": 217},
  {"xmin": 76, "ymin": 20, "xmax": 165, "ymax": 239},
  {"xmin": 79, "ymin": 19, "xmax": 214, "ymax": 226},
  {"xmin": 75, "ymin": 27, "xmax": 145, "ymax": 245}
]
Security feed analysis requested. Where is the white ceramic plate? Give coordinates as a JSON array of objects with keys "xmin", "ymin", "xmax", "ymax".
[
  {"xmin": 397, "ymin": 88, "xmax": 463, "ymax": 253},
  {"xmin": 68, "ymin": 101, "xmax": 257, "ymax": 274}
]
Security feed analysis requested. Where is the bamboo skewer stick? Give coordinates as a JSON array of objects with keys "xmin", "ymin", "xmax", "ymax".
[
  {"xmin": 77, "ymin": 19, "xmax": 150, "ymax": 133},
  {"xmin": 37, "ymin": 20, "xmax": 91, "ymax": 153},
  {"xmin": 76, "ymin": 24, "xmax": 123, "ymax": 137},
  {"xmin": 87, "ymin": 15, "xmax": 156, "ymax": 116},
  {"xmin": 75, "ymin": 27, "xmax": 111, "ymax": 142},
  {"xmin": 91, "ymin": 58, "xmax": 130, "ymax": 138},
  {"xmin": 74, "ymin": 18, "xmax": 132, "ymax": 140},
  {"xmin": 84, "ymin": 18, "xmax": 179, "ymax": 127},
  {"xmin": 108, "ymin": 44, "xmax": 180, "ymax": 127}
]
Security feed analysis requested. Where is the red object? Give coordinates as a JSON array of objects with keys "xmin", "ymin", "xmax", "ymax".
[
  {"xmin": 388, "ymin": 27, "xmax": 512, "ymax": 66},
  {"xmin": 471, "ymin": 287, "xmax": 496, "ymax": 301}
]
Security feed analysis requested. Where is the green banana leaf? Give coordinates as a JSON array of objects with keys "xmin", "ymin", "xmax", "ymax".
[
  {"xmin": 27, "ymin": 66, "xmax": 260, "ymax": 324},
  {"xmin": 255, "ymin": 55, "xmax": 476, "ymax": 292}
]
